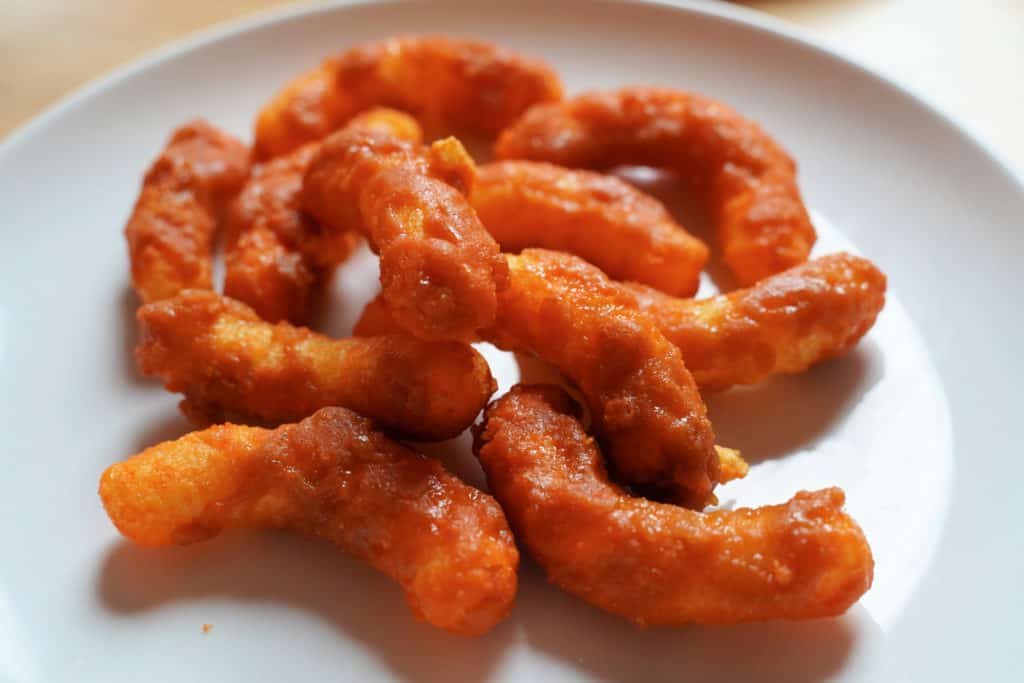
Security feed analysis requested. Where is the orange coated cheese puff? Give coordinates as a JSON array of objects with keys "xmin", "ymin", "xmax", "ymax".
[
  {"xmin": 475, "ymin": 385, "xmax": 873, "ymax": 625},
  {"xmin": 254, "ymin": 35, "xmax": 563, "ymax": 160},
  {"xmin": 302, "ymin": 126, "xmax": 507, "ymax": 342},
  {"xmin": 484, "ymin": 249, "xmax": 719, "ymax": 508},
  {"xmin": 622, "ymin": 253, "xmax": 886, "ymax": 390},
  {"xmin": 495, "ymin": 87, "xmax": 816, "ymax": 286},
  {"xmin": 101, "ymin": 407, "xmax": 518, "ymax": 636},
  {"xmin": 135, "ymin": 290, "xmax": 496, "ymax": 441},
  {"xmin": 125, "ymin": 120, "xmax": 249, "ymax": 302},
  {"xmin": 471, "ymin": 161, "xmax": 709, "ymax": 297},
  {"xmin": 224, "ymin": 109, "xmax": 422, "ymax": 324}
]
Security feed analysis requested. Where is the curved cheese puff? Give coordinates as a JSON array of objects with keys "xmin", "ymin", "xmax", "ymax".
[
  {"xmin": 483, "ymin": 249, "xmax": 718, "ymax": 508},
  {"xmin": 474, "ymin": 385, "xmax": 873, "ymax": 625},
  {"xmin": 224, "ymin": 108, "xmax": 422, "ymax": 324},
  {"xmin": 135, "ymin": 290, "xmax": 496, "ymax": 441},
  {"xmin": 495, "ymin": 87, "xmax": 816, "ymax": 286},
  {"xmin": 471, "ymin": 161, "xmax": 709, "ymax": 297},
  {"xmin": 125, "ymin": 120, "xmax": 249, "ymax": 302},
  {"xmin": 302, "ymin": 126, "xmax": 507, "ymax": 342},
  {"xmin": 100, "ymin": 407, "xmax": 518, "ymax": 636},
  {"xmin": 254, "ymin": 35, "xmax": 563, "ymax": 160},
  {"xmin": 355, "ymin": 252, "xmax": 885, "ymax": 395},
  {"xmin": 622, "ymin": 253, "xmax": 886, "ymax": 391}
]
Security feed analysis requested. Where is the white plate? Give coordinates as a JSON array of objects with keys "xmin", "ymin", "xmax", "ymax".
[{"xmin": 1, "ymin": 1, "xmax": 1021, "ymax": 681}]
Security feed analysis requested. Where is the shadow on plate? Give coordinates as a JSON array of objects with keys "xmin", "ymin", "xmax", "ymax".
[
  {"xmin": 511, "ymin": 337, "xmax": 882, "ymax": 468},
  {"xmin": 98, "ymin": 534, "xmax": 513, "ymax": 682},
  {"xmin": 512, "ymin": 351, "xmax": 565, "ymax": 386},
  {"xmin": 614, "ymin": 165, "xmax": 739, "ymax": 292},
  {"xmin": 410, "ymin": 429, "xmax": 488, "ymax": 492},
  {"xmin": 515, "ymin": 560, "xmax": 872, "ymax": 683},
  {"xmin": 98, "ymin": 535, "xmax": 872, "ymax": 682},
  {"xmin": 705, "ymin": 340, "xmax": 884, "ymax": 465},
  {"xmin": 128, "ymin": 410, "xmax": 195, "ymax": 454},
  {"xmin": 119, "ymin": 284, "xmax": 148, "ymax": 386}
]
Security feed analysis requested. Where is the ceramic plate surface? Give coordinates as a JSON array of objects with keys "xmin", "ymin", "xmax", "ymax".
[{"xmin": 1, "ymin": 1, "xmax": 1021, "ymax": 681}]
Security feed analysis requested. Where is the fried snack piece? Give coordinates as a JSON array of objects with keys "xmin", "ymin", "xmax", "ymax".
[
  {"xmin": 125, "ymin": 120, "xmax": 250, "ymax": 302},
  {"xmin": 353, "ymin": 250, "xmax": 720, "ymax": 506},
  {"xmin": 353, "ymin": 292, "xmax": 407, "ymax": 337},
  {"xmin": 495, "ymin": 87, "xmax": 816, "ymax": 286},
  {"xmin": 223, "ymin": 143, "xmax": 346, "ymax": 324},
  {"xmin": 470, "ymin": 161, "xmax": 709, "ymax": 297},
  {"xmin": 254, "ymin": 35, "xmax": 564, "ymax": 160},
  {"xmin": 302, "ymin": 126, "xmax": 507, "ymax": 342},
  {"xmin": 356, "ymin": 252, "xmax": 885, "ymax": 395},
  {"xmin": 136, "ymin": 290, "xmax": 495, "ymax": 440},
  {"xmin": 347, "ymin": 105, "xmax": 424, "ymax": 143},
  {"xmin": 715, "ymin": 445, "xmax": 748, "ymax": 484},
  {"xmin": 483, "ymin": 249, "xmax": 718, "ymax": 508},
  {"xmin": 622, "ymin": 253, "xmax": 887, "ymax": 391},
  {"xmin": 100, "ymin": 407, "xmax": 518, "ymax": 636},
  {"xmin": 475, "ymin": 385, "xmax": 873, "ymax": 625},
  {"xmin": 224, "ymin": 109, "xmax": 422, "ymax": 324}
]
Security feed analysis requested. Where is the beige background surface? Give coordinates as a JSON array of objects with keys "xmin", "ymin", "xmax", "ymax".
[{"xmin": 3, "ymin": 0, "xmax": 1022, "ymax": 172}]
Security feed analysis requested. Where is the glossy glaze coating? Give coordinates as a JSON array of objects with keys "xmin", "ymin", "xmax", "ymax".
[
  {"xmin": 224, "ymin": 109, "xmax": 421, "ymax": 324},
  {"xmin": 302, "ymin": 126, "xmax": 507, "ymax": 342},
  {"xmin": 254, "ymin": 35, "xmax": 563, "ymax": 160},
  {"xmin": 623, "ymin": 253, "xmax": 886, "ymax": 390},
  {"xmin": 495, "ymin": 87, "xmax": 816, "ymax": 285},
  {"xmin": 484, "ymin": 250, "xmax": 718, "ymax": 508},
  {"xmin": 475, "ymin": 385, "xmax": 873, "ymax": 624},
  {"xmin": 135, "ymin": 290, "xmax": 496, "ymax": 440},
  {"xmin": 125, "ymin": 120, "xmax": 249, "ymax": 302},
  {"xmin": 471, "ymin": 160, "xmax": 708, "ymax": 296},
  {"xmin": 101, "ymin": 407, "xmax": 518, "ymax": 636}
]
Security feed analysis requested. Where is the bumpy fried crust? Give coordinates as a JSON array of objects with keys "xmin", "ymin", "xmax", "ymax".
[
  {"xmin": 715, "ymin": 446, "xmax": 748, "ymax": 484},
  {"xmin": 475, "ymin": 385, "xmax": 873, "ymax": 625},
  {"xmin": 471, "ymin": 161, "xmax": 709, "ymax": 297},
  {"xmin": 482, "ymin": 249, "xmax": 718, "ymax": 508},
  {"xmin": 353, "ymin": 293, "xmax": 406, "ymax": 337},
  {"xmin": 622, "ymin": 253, "xmax": 887, "ymax": 391},
  {"xmin": 254, "ymin": 35, "xmax": 563, "ymax": 160},
  {"xmin": 495, "ymin": 87, "xmax": 816, "ymax": 286},
  {"xmin": 100, "ymin": 407, "xmax": 518, "ymax": 636},
  {"xmin": 135, "ymin": 290, "xmax": 496, "ymax": 440},
  {"xmin": 355, "ymin": 252, "xmax": 885, "ymax": 397},
  {"xmin": 224, "ymin": 109, "xmax": 422, "ymax": 324},
  {"xmin": 223, "ymin": 143, "xmax": 347, "ymax": 324},
  {"xmin": 346, "ymin": 106, "xmax": 425, "ymax": 143},
  {"xmin": 302, "ymin": 127, "xmax": 507, "ymax": 342},
  {"xmin": 125, "ymin": 120, "xmax": 250, "ymax": 302}
]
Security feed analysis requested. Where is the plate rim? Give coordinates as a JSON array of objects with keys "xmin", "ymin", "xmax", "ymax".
[{"xmin": 1, "ymin": 2, "xmax": 1020, "ymax": 678}]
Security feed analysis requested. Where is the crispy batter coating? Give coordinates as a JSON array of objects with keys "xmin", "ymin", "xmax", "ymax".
[
  {"xmin": 100, "ymin": 407, "xmax": 518, "ymax": 636},
  {"xmin": 353, "ymin": 250, "xmax": 722, "ymax": 505},
  {"xmin": 715, "ymin": 446, "xmax": 748, "ymax": 485},
  {"xmin": 353, "ymin": 292, "xmax": 406, "ymax": 337},
  {"xmin": 125, "ymin": 120, "xmax": 250, "ymax": 302},
  {"xmin": 302, "ymin": 126, "xmax": 507, "ymax": 342},
  {"xmin": 495, "ymin": 87, "xmax": 816, "ymax": 286},
  {"xmin": 355, "ymin": 252, "xmax": 885, "ymax": 396},
  {"xmin": 346, "ymin": 106, "xmax": 425, "ymax": 144},
  {"xmin": 135, "ymin": 290, "xmax": 496, "ymax": 440},
  {"xmin": 471, "ymin": 161, "xmax": 709, "ymax": 297},
  {"xmin": 223, "ymin": 143, "xmax": 348, "ymax": 324},
  {"xmin": 474, "ymin": 385, "xmax": 873, "ymax": 625},
  {"xmin": 224, "ymin": 109, "xmax": 422, "ymax": 324},
  {"xmin": 254, "ymin": 35, "xmax": 564, "ymax": 160},
  {"xmin": 622, "ymin": 253, "xmax": 887, "ymax": 391},
  {"xmin": 483, "ymin": 249, "xmax": 718, "ymax": 508}
]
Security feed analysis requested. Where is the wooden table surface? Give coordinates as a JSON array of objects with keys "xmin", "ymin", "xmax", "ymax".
[{"xmin": 3, "ymin": 0, "xmax": 1022, "ymax": 173}]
